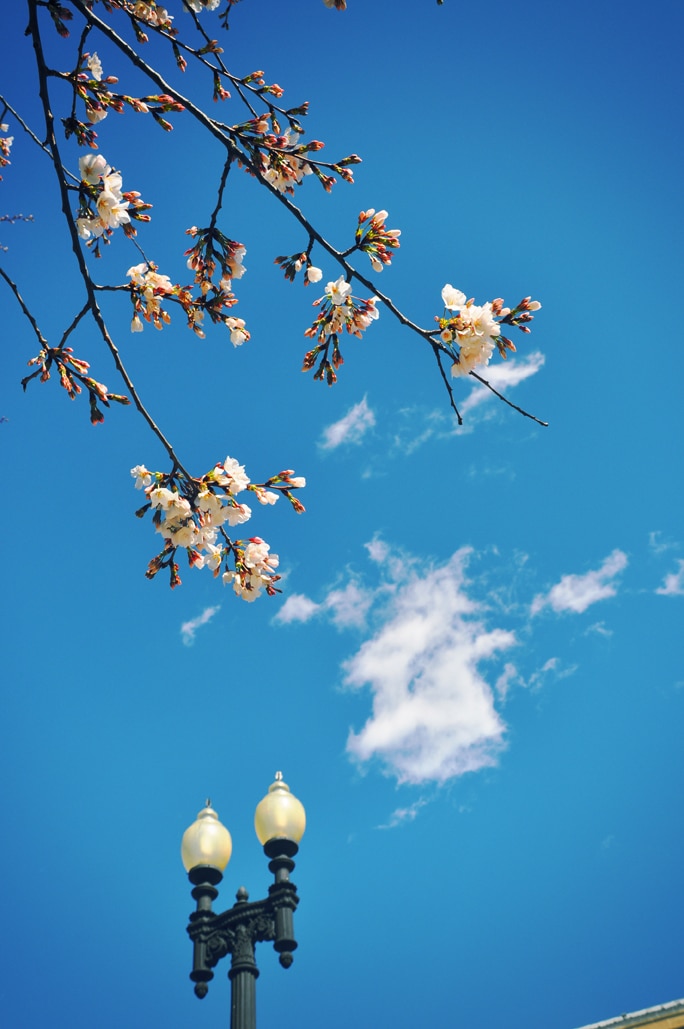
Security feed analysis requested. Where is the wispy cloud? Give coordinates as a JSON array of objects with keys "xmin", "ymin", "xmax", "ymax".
[
  {"xmin": 656, "ymin": 559, "xmax": 684, "ymax": 596},
  {"xmin": 531, "ymin": 550, "xmax": 628, "ymax": 616},
  {"xmin": 377, "ymin": 798, "xmax": 429, "ymax": 830},
  {"xmin": 319, "ymin": 395, "xmax": 375, "ymax": 450},
  {"xmin": 527, "ymin": 657, "xmax": 578, "ymax": 690},
  {"xmin": 344, "ymin": 549, "xmax": 515, "ymax": 785},
  {"xmin": 495, "ymin": 661, "xmax": 521, "ymax": 701},
  {"xmin": 459, "ymin": 352, "xmax": 545, "ymax": 418},
  {"xmin": 385, "ymin": 355, "xmax": 545, "ymax": 455},
  {"xmin": 648, "ymin": 530, "xmax": 678, "ymax": 555},
  {"xmin": 180, "ymin": 605, "xmax": 221, "ymax": 646},
  {"xmin": 585, "ymin": 621, "xmax": 613, "ymax": 638}
]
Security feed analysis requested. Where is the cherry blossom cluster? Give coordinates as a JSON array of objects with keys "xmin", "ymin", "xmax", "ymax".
[
  {"xmin": 132, "ymin": 458, "xmax": 306, "ymax": 596},
  {"xmin": 0, "ymin": 123, "xmax": 13, "ymax": 180},
  {"xmin": 102, "ymin": 1, "xmax": 176, "ymax": 37},
  {"xmin": 75, "ymin": 153, "xmax": 151, "ymax": 253},
  {"xmin": 186, "ymin": 0, "xmax": 222, "ymax": 12},
  {"xmin": 126, "ymin": 232, "xmax": 249, "ymax": 342},
  {"xmin": 64, "ymin": 51, "xmax": 184, "ymax": 144},
  {"xmin": 23, "ymin": 345, "xmax": 130, "ymax": 423},
  {"xmin": 274, "ymin": 251, "xmax": 323, "ymax": 285},
  {"xmin": 238, "ymin": 121, "xmax": 360, "ymax": 194},
  {"xmin": 354, "ymin": 209, "xmax": 401, "ymax": 272},
  {"xmin": 185, "ymin": 226, "xmax": 246, "ymax": 293},
  {"xmin": 127, "ymin": 262, "xmax": 175, "ymax": 331},
  {"xmin": 436, "ymin": 284, "xmax": 541, "ymax": 377},
  {"xmin": 257, "ymin": 129, "xmax": 318, "ymax": 193},
  {"xmin": 302, "ymin": 276, "xmax": 380, "ymax": 384}
]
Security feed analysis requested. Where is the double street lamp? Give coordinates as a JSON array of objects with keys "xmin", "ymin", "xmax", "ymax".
[{"xmin": 182, "ymin": 772, "xmax": 305, "ymax": 1029}]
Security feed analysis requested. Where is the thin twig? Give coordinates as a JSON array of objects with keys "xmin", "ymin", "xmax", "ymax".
[
  {"xmin": 430, "ymin": 343, "xmax": 462, "ymax": 424},
  {"xmin": 0, "ymin": 265, "xmax": 50, "ymax": 347},
  {"xmin": 469, "ymin": 370, "xmax": 549, "ymax": 426}
]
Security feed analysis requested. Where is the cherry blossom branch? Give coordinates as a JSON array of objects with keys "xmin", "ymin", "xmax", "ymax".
[
  {"xmin": 27, "ymin": 0, "xmax": 193, "ymax": 477},
  {"xmin": 56, "ymin": 0, "xmax": 547, "ymax": 425},
  {"xmin": 7, "ymin": 0, "xmax": 545, "ymax": 593}
]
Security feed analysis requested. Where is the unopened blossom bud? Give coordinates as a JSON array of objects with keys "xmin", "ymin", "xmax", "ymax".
[
  {"xmin": 307, "ymin": 265, "xmax": 323, "ymax": 283},
  {"xmin": 131, "ymin": 315, "xmax": 144, "ymax": 332},
  {"xmin": 528, "ymin": 300, "xmax": 542, "ymax": 311}
]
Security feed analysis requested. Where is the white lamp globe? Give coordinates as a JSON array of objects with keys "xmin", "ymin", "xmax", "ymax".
[
  {"xmin": 254, "ymin": 772, "xmax": 306, "ymax": 846},
  {"xmin": 181, "ymin": 802, "xmax": 233, "ymax": 872}
]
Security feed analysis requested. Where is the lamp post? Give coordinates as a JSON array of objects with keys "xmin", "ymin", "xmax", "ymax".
[{"xmin": 181, "ymin": 772, "xmax": 305, "ymax": 1029}]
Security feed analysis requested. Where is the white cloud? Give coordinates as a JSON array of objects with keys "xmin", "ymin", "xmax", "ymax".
[
  {"xmin": 275, "ymin": 581, "xmax": 373, "ymax": 628},
  {"xmin": 364, "ymin": 535, "xmax": 407, "ymax": 582},
  {"xmin": 180, "ymin": 605, "xmax": 221, "ymax": 646},
  {"xmin": 527, "ymin": 657, "xmax": 578, "ymax": 690},
  {"xmin": 648, "ymin": 530, "xmax": 678, "ymax": 554},
  {"xmin": 656, "ymin": 559, "xmax": 684, "ymax": 596},
  {"xmin": 585, "ymin": 621, "xmax": 613, "ymax": 638},
  {"xmin": 344, "ymin": 549, "xmax": 516, "ymax": 785},
  {"xmin": 326, "ymin": 580, "xmax": 374, "ymax": 628},
  {"xmin": 365, "ymin": 537, "xmax": 390, "ymax": 564},
  {"xmin": 377, "ymin": 798, "xmax": 428, "ymax": 830},
  {"xmin": 319, "ymin": 395, "xmax": 375, "ymax": 449},
  {"xmin": 274, "ymin": 593, "xmax": 321, "ymax": 624},
  {"xmin": 495, "ymin": 662, "xmax": 521, "ymax": 701},
  {"xmin": 531, "ymin": 549, "xmax": 628, "ymax": 616},
  {"xmin": 384, "ymin": 355, "xmax": 545, "ymax": 454},
  {"xmin": 459, "ymin": 352, "xmax": 545, "ymax": 417}
]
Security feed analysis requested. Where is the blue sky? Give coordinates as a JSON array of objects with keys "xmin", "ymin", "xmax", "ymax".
[{"xmin": 1, "ymin": 1, "xmax": 682, "ymax": 1028}]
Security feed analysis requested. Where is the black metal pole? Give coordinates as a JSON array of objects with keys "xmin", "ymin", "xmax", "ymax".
[
  {"xmin": 186, "ymin": 844, "xmax": 300, "ymax": 1025},
  {"xmin": 228, "ymin": 905, "xmax": 259, "ymax": 1029}
]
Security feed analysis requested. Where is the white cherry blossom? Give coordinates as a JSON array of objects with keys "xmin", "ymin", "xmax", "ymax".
[
  {"xmin": 78, "ymin": 153, "xmax": 110, "ymax": 184},
  {"xmin": 326, "ymin": 276, "xmax": 352, "ymax": 306},
  {"xmin": 441, "ymin": 284, "xmax": 467, "ymax": 311},
  {"xmin": 131, "ymin": 464, "xmax": 152, "ymax": 489},
  {"xmin": 87, "ymin": 53, "xmax": 103, "ymax": 80}
]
